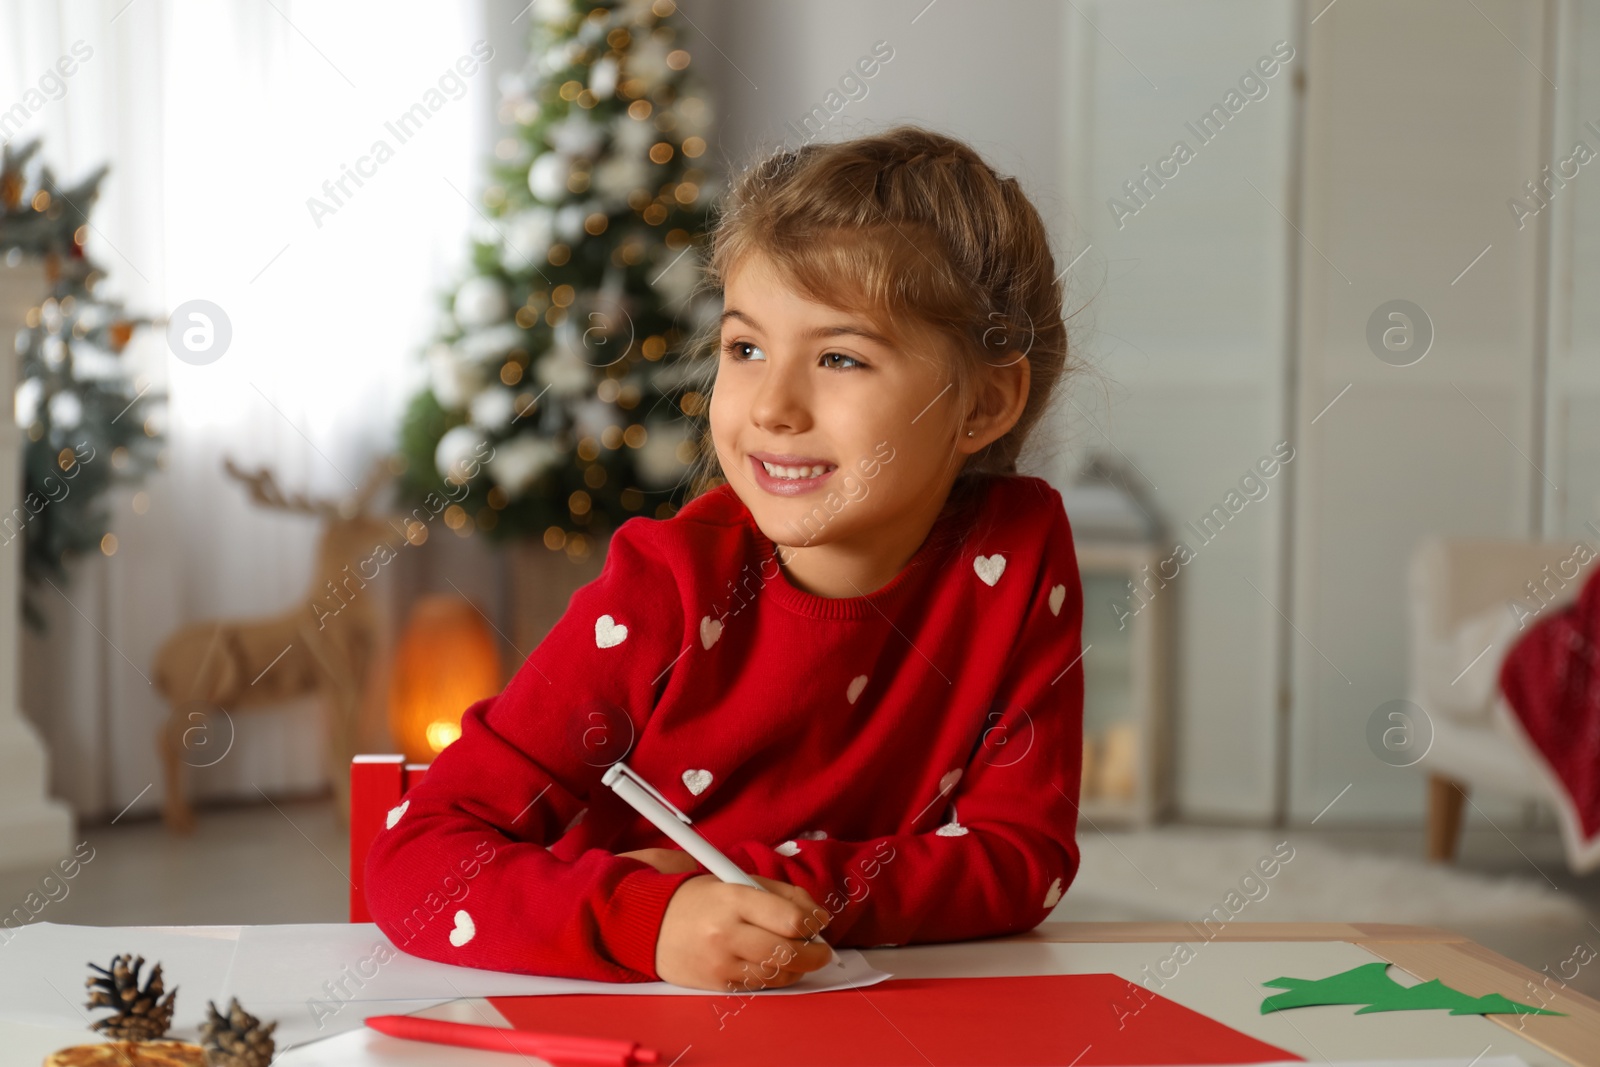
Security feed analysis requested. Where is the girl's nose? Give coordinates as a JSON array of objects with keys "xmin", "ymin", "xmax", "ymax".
[{"xmin": 748, "ymin": 356, "xmax": 813, "ymax": 434}]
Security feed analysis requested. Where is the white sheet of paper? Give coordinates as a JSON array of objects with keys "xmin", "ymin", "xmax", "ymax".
[
  {"xmin": 0, "ymin": 922, "xmax": 890, "ymax": 1052},
  {"xmin": 0, "ymin": 922, "xmax": 242, "ymax": 1030}
]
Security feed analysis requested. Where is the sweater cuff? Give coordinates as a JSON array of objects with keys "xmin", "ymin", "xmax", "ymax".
[{"xmin": 600, "ymin": 867, "xmax": 702, "ymax": 980}]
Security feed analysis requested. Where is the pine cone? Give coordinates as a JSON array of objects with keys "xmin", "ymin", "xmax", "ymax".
[
  {"xmin": 84, "ymin": 954, "xmax": 176, "ymax": 1041},
  {"xmin": 199, "ymin": 998, "xmax": 277, "ymax": 1067}
]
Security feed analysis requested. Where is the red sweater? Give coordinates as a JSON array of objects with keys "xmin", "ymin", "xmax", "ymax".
[{"xmin": 364, "ymin": 472, "xmax": 1085, "ymax": 982}]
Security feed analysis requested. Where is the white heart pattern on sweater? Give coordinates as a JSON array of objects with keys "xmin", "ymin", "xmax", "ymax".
[
  {"xmin": 846, "ymin": 675, "xmax": 868, "ymax": 704},
  {"xmin": 385, "ymin": 800, "xmax": 409, "ymax": 829},
  {"xmin": 682, "ymin": 768, "xmax": 712, "ymax": 795},
  {"xmin": 1049, "ymin": 584, "xmax": 1066, "ymax": 616},
  {"xmin": 449, "ymin": 910, "xmax": 475, "ymax": 947},
  {"xmin": 935, "ymin": 821, "xmax": 969, "ymax": 837},
  {"xmin": 775, "ymin": 841, "xmax": 800, "ymax": 856},
  {"xmin": 1043, "ymin": 876, "xmax": 1063, "ymax": 909},
  {"xmin": 973, "ymin": 554, "xmax": 1006, "ymax": 586},
  {"xmin": 594, "ymin": 614, "xmax": 628, "ymax": 648},
  {"xmin": 700, "ymin": 616, "xmax": 723, "ymax": 649}
]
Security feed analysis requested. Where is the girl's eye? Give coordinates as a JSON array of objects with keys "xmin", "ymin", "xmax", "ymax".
[
  {"xmin": 721, "ymin": 339, "xmax": 864, "ymax": 370},
  {"xmin": 722, "ymin": 339, "xmax": 764, "ymax": 361}
]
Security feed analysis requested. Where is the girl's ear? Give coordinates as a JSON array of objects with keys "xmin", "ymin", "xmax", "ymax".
[{"xmin": 962, "ymin": 353, "xmax": 1030, "ymax": 451}]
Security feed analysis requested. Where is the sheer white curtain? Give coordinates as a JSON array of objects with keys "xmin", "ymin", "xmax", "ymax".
[{"xmin": 2, "ymin": 0, "xmax": 498, "ymax": 819}]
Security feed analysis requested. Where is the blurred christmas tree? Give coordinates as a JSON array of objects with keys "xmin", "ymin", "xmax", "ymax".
[
  {"xmin": 397, "ymin": 0, "xmax": 719, "ymax": 560},
  {"xmin": 0, "ymin": 139, "xmax": 165, "ymax": 628}
]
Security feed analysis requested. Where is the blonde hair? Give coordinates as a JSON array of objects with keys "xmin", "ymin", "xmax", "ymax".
[{"xmin": 677, "ymin": 123, "xmax": 1075, "ymax": 503}]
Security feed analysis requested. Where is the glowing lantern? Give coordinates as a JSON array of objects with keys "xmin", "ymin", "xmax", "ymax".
[{"xmin": 388, "ymin": 594, "xmax": 502, "ymax": 762}]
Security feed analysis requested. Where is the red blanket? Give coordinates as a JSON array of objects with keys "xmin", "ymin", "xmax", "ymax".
[{"xmin": 1499, "ymin": 563, "xmax": 1600, "ymax": 872}]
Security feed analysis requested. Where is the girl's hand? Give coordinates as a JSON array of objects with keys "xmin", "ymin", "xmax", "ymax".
[
  {"xmin": 617, "ymin": 847, "xmax": 701, "ymax": 874},
  {"xmin": 653, "ymin": 874, "xmax": 834, "ymax": 991}
]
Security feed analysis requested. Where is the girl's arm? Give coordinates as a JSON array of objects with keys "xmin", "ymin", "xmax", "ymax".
[
  {"xmin": 717, "ymin": 510, "xmax": 1087, "ymax": 949},
  {"xmin": 361, "ymin": 521, "xmax": 698, "ymax": 982}
]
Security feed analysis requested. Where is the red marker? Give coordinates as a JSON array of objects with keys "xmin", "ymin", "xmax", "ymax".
[{"xmin": 364, "ymin": 1013, "xmax": 663, "ymax": 1066}]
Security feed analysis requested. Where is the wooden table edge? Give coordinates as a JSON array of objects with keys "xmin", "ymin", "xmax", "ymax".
[{"xmin": 1004, "ymin": 922, "xmax": 1600, "ymax": 1066}]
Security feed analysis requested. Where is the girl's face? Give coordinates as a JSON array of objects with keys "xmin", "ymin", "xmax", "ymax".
[{"xmin": 709, "ymin": 250, "xmax": 968, "ymax": 556}]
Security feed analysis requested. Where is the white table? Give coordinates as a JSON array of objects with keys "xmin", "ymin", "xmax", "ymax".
[{"xmin": 3, "ymin": 923, "xmax": 1588, "ymax": 1066}]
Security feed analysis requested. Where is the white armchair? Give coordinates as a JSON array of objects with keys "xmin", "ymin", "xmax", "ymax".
[{"xmin": 1406, "ymin": 537, "xmax": 1586, "ymax": 864}]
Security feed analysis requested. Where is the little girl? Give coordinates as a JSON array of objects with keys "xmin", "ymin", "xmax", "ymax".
[{"xmin": 365, "ymin": 124, "xmax": 1086, "ymax": 993}]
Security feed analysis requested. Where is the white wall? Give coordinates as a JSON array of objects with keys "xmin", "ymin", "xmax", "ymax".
[
  {"xmin": 1289, "ymin": 0, "xmax": 1554, "ymax": 824},
  {"xmin": 1547, "ymin": 0, "xmax": 1600, "ymax": 541},
  {"xmin": 1059, "ymin": 0, "xmax": 1300, "ymax": 821}
]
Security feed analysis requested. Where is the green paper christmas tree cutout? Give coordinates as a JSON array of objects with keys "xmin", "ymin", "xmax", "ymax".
[{"xmin": 1258, "ymin": 961, "xmax": 1563, "ymax": 1018}]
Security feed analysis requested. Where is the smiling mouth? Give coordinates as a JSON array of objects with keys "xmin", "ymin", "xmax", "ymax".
[{"xmin": 758, "ymin": 459, "xmax": 837, "ymax": 480}]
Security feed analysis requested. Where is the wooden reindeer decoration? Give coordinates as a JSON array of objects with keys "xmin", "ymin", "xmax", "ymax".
[{"xmin": 153, "ymin": 455, "xmax": 406, "ymax": 833}]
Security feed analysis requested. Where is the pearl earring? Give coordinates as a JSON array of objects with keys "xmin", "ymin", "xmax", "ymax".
[{"xmin": 966, "ymin": 430, "xmax": 975, "ymax": 437}]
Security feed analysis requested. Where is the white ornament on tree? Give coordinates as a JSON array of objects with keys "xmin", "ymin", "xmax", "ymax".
[
  {"xmin": 428, "ymin": 343, "xmax": 489, "ymax": 411},
  {"xmin": 469, "ymin": 386, "xmax": 517, "ymax": 432},
  {"xmin": 489, "ymin": 434, "xmax": 563, "ymax": 498},
  {"xmin": 542, "ymin": 39, "xmax": 582, "ymax": 74},
  {"xmin": 435, "ymin": 423, "xmax": 489, "ymax": 483},
  {"xmin": 454, "ymin": 275, "xmax": 509, "ymax": 329},
  {"xmin": 589, "ymin": 55, "xmax": 619, "ymax": 100},
  {"xmin": 532, "ymin": 0, "xmax": 570, "ymax": 27},
  {"xmin": 47, "ymin": 390, "xmax": 83, "ymax": 431},
  {"xmin": 535, "ymin": 323, "xmax": 595, "ymax": 396},
  {"xmin": 456, "ymin": 323, "xmax": 527, "ymax": 363},
  {"xmin": 549, "ymin": 111, "xmax": 605, "ymax": 159},
  {"xmin": 650, "ymin": 247, "xmax": 702, "ymax": 310},
  {"xmin": 637, "ymin": 416, "xmax": 693, "ymax": 489},
  {"xmin": 528, "ymin": 153, "xmax": 570, "ymax": 203},
  {"xmin": 502, "ymin": 207, "xmax": 555, "ymax": 272},
  {"xmin": 554, "ymin": 202, "xmax": 590, "ymax": 242},
  {"xmin": 628, "ymin": 36, "xmax": 673, "ymax": 92},
  {"xmin": 612, "ymin": 112, "xmax": 656, "ymax": 164},
  {"xmin": 13, "ymin": 377, "xmax": 41, "ymax": 427},
  {"xmin": 573, "ymin": 397, "xmax": 625, "ymax": 441},
  {"xmin": 594, "ymin": 154, "xmax": 650, "ymax": 207}
]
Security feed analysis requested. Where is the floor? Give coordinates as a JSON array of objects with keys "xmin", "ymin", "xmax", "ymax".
[{"xmin": 3, "ymin": 791, "xmax": 1596, "ymax": 1003}]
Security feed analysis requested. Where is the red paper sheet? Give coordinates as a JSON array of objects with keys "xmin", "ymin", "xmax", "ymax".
[{"xmin": 488, "ymin": 974, "xmax": 1304, "ymax": 1066}]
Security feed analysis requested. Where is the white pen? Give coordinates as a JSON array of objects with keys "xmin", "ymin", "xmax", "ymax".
[{"xmin": 601, "ymin": 759, "xmax": 845, "ymax": 969}]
